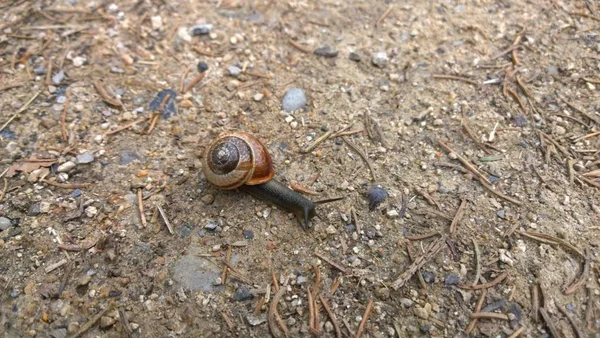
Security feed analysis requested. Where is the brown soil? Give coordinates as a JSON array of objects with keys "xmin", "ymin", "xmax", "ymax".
[{"xmin": 0, "ymin": 0, "xmax": 599, "ymax": 337}]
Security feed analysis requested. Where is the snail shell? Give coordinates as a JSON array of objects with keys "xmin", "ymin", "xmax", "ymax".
[{"xmin": 202, "ymin": 131, "xmax": 275, "ymax": 190}]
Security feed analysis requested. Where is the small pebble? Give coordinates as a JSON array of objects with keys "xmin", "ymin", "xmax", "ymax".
[
  {"xmin": 349, "ymin": 52, "xmax": 361, "ymax": 62},
  {"xmin": 76, "ymin": 152, "xmax": 94, "ymax": 164},
  {"xmin": 52, "ymin": 70, "xmax": 65, "ymax": 84},
  {"xmin": 198, "ymin": 62, "xmax": 209, "ymax": 73},
  {"xmin": 57, "ymin": 161, "xmax": 76, "ymax": 173},
  {"xmin": 282, "ymin": 88, "xmax": 307, "ymax": 112},
  {"xmin": 205, "ymin": 222, "xmax": 218, "ymax": 231},
  {"xmin": 296, "ymin": 276, "xmax": 307, "ymax": 285},
  {"xmin": 372, "ymin": 51, "xmax": 389, "ymax": 68},
  {"xmin": 555, "ymin": 125, "xmax": 566, "ymax": 135},
  {"xmin": 191, "ymin": 24, "xmax": 212, "ymax": 36},
  {"xmin": 150, "ymin": 15, "xmax": 163, "ymax": 30},
  {"xmin": 253, "ymin": 93, "xmax": 264, "ymax": 102},
  {"xmin": 100, "ymin": 316, "xmax": 115, "ymax": 329},
  {"xmin": 386, "ymin": 209, "xmax": 399, "ymax": 218},
  {"xmin": 227, "ymin": 66, "xmax": 242, "ymax": 77},
  {"xmin": 314, "ymin": 46, "xmax": 338, "ymax": 58},
  {"xmin": 444, "ymin": 274, "xmax": 461, "ymax": 286},
  {"xmin": 497, "ymin": 209, "xmax": 506, "ymax": 219},
  {"xmin": 325, "ymin": 225, "xmax": 337, "ymax": 234},
  {"xmin": 367, "ymin": 185, "xmax": 388, "ymax": 211},
  {"xmin": 233, "ymin": 286, "xmax": 253, "ymax": 301},
  {"xmin": 0, "ymin": 217, "xmax": 11, "ymax": 231},
  {"xmin": 422, "ymin": 271, "xmax": 436, "ymax": 283},
  {"xmin": 243, "ymin": 230, "xmax": 254, "ymax": 239},
  {"xmin": 433, "ymin": 119, "xmax": 444, "ymax": 126},
  {"xmin": 201, "ymin": 194, "xmax": 215, "ymax": 205}
]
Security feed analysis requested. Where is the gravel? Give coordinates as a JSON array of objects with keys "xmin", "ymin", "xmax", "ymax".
[
  {"xmin": 282, "ymin": 88, "xmax": 307, "ymax": 112},
  {"xmin": 0, "ymin": 217, "xmax": 11, "ymax": 231},
  {"xmin": 314, "ymin": 45, "xmax": 338, "ymax": 58},
  {"xmin": 372, "ymin": 51, "xmax": 389, "ymax": 68}
]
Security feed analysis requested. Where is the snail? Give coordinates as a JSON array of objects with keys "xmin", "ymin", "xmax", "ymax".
[{"xmin": 201, "ymin": 131, "xmax": 343, "ymax": 229}]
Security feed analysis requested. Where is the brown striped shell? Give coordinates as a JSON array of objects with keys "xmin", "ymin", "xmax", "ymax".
[{"xmin": 201, "ymin": 131, "xmax": 275, "ymax": 190}]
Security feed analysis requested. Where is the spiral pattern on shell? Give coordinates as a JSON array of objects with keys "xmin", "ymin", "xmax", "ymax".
[{"xmin": 202, "ymin": 132, "xmax": 274, "ymax": 190}]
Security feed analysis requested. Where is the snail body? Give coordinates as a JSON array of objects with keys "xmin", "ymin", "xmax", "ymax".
[{"xmin": 202, "ymin": 131, "xmax": 342, "ymax": 228}]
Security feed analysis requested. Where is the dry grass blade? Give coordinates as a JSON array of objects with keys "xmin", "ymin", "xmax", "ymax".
[
  {"xmin": 391, "ymin": 236, "xmax": 446, "ymax": 290},
  {"xmin": 355, "ymin": 298, "xmax": 373, "ymax": 338},
  {"xmin": 450, "ymin": 199, "xmax": 467, "ymax": 234},
  {"xmin": 458, "ymin": 271, "xmax": 509, "ymax": 290},
  {"xmin": 268, "ymin": 287, "xmax": 287, "ymax": 338}
]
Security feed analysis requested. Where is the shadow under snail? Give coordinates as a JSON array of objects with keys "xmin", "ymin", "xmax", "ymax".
[{"xmin": 201, "ymin": 131, "xmax": 343, "ymax": 229}]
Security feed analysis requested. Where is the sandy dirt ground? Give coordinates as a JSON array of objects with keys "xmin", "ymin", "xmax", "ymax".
[{"xmin": 1, "ymin": 0, "xmax": 599, "ymax": 337}]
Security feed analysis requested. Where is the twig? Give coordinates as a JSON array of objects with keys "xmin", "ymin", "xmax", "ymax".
[
  {"xmin": 92, "ymin": 80, "xmax": 122, "ymax": 107},
  {"xmin": 179, "ymin": 68, "xmax": 191, "ymax": 93},
  {"xmin": 375, "ymin": 6, "xmax": 393, "ymax": 27},
  {"xmin": 539, "ymin": 308, "xmax": 560, "ymax": 338},
  {"xmin": 507, "ymin": 327, "xmax": 525, "ymax": 338},
  {"xmin": 290, "ymin": 183, "xmax": 319, "ymax": 196},
  {"xmin": 301, "ymin": 130, "xmax": 334, "ymax": 153},
  {"xmin": 0, "ymin": 178, "xmax": 8, "ymax": 203},
  {"xmin": 45, "ymin": 259, "xmax": 68, "ymax": 273},
  {"xmin": 68, "ymin": 302, "xmax": 114, "ymax": 338},
  {"xmin": 268, "ymin": 287, "xmax": 287, "ymax": 338},
  {"xmin": 253, "ymin": 296, "xmax": 266, "ymax": 316},
  {"xmin": 466, "ymin": 289, "xmax": 487, "ymax": 333},
  {"xmin": 458, "ymin": 271, "xmax": 509, "ymax": 290},
  {"xmin": 560, "ymin": 96, "xmax": 600, "ymax": 125},
  {"xmin": 518, "ymin": 231, "xmax": 584, "ymax": 258},
  {"xmin": 472, "ymin": 239, "xmax": 482, "ymax": 287},
  {"xmin": 405, "ymin": 231, "xmax": 440, "ymax": 241},
  {"xmin": 314, "ymin": 252, "xmax": 348, "ymax": 274},
  {"xmin": 507, "ymin": 87, "xmax": 527, "ymax": 115},
  {"xmin": 221, "ymin": 245, "xmax": 232, "ymax": 285},
  {"xmin": 564, "ymin": 249, "xmax": 590, "ymax": 295},
  {"xmin": 307, "ymin": 286, "xmax": 316, "ymax": 332},
  {"xmin": 57, "ymin": 262, "xmax": 73, "ymax": 297},
  {"xmin": 330, "ymin": 278, "xmax": 340, "ymax": 295},
  {"xmin": 182, "ymin": 71, "xmax": 207, "ymax": 94},
  {"xmin": 105, "ymin": 118, "xmax": 146, "ymax": 136},
  {"xmin": 342, "ymin": 136, "xmax": 376, "ymax": 181},
  {"xmin": 221, "ymin": 311, "xmax": 235, "ymax": 332},
  {"xmin": 354, "ymin": 298, "xmax": 373, "ymax": 338},
  {"xmin": 471, "ymin": 312, "xmax": 509, "ymax": 320},
  {"xmin": 433, "ymin": 74, "xmax": 479, "ymax": 86},
  {"xmin": 438, "ymin": 141, "xmax": 490, "ymax": 184},
  {"xmin": 157, "ymin": 205, "xmax": 174, "ymax": 234},
  {"xmin": 312, "ymin": 264, "xmax": 321, "ymax": 299},
  {"xmin": 574, "ymin": 130, "xmax": 600, "ymax": 142},
  {"xmin": 137, "ymin": 188, "xmax": 147, "ymax": 228},
  {"xmin": 450, "ymin": 199, "xmax": 467, "ymax": 234},
  {"xmin": 391, "ymin": 236, "xmax": 446, "ymax": 290},
  {"xmin": 406, "ymin": 243, "xmax": 427, "ymax": 289},
  {"xmin": 511, "ymin": 28, "xmax": 524, "ymax": 65},
  {"xmin": 319, "ymin": 295, "xmax": 341, "ymax": 338},
  {"xmin": 479, "ymin": 178, "xmax": 523, "ymax": 206},
  {"xmin": 41, "ymin": 180, "xmax": 94, "ymax": 189},
  {"xmin": 288, "ymin": 39, "xmax": 311, "ymax": 53},
  {"xmin": 557, "ymin": 305, "xmax": 584, "ymax": 338},
  {"xmin": 0, "ymin": 91, "xmax": 42, "ymax": 132},
  {"xmin": 462, "ymin": 121, "xmax": 493, "ymax": 154},
  {"xmin": 532, "ymin": 284, "xmax": 540, "ymax": 323}
]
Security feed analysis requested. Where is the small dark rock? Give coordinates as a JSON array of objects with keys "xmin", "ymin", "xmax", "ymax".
[
  {"xmin": 514, "ymin": 115, "xmax": 528, "ymax": 127},
  {"xmin": 0, "ymin": 129, "xmax": 16, "ymax": 140},
  {"xmin": 71, "ymin": 189, "xmax": 82, "ymax": 198},
  {"xmin": 488, "ymin": 175, "xmax": 499, "ymax": 183},
  {"xmin": 349, "ymin": 52, "xmax": 361, "ymax": 62},
  {"xmin": 566, "ymin": 303, "xmax": 576, "ymax": 312},
  {"xmin": 243, "ymin": 230, "xmax": 254, "ymax": 239},
  {"xmin": 34, "ymin": 66, "xmax": 46, "ymax": 75},
  {"xmin": 420, "ymin": 324, "xmax": 432, "ymax": 334},
  {"xmin": 149, "ymin": 89, "xmax": 178, "ymax": 119},
  {"xmin": 179, "ymin": 223, "xmax": 193, "ymax": 238},
  {"xmin": 233, "ymin": 286, "xmax": 253, "ymax": 301},
  {"xmin": 482, "ymin": 300, "xmax": 506, "ymax": 313},
  {"xmin": 367, "ymin": 186, "xmax": 388, "ymax": 211},
  {"xmin": 197, "ymin": 61, "xmax": 209, "ymax": 73},
  {"xmin": 119, "ymin": 151, "xmax": 140, "ymax": 165},
  {"xmin": 191, "ymin": 24, "xmax": 212, "ymax": 36},
  {"xmin": 314, "ymin": 46, "xmax": 338, "ymax": 58},
  {"xmin": 496, "ymin": 209, "xmax": 506, "ymax": 219},
  {"xmin": 344, "ymin": 223, "xmax": 355, "ymax": 232},
  {"xmin": 422, "ymin": 271, "xmax": 435, "ymax": 283},
  {"xmin": 509, "ymin": 303, "xmax": 523, "ymax": 328},
  {"xmin": 27, "ymin": 203, "xmax": 42, "ymax": 216},
  {"xmin": 444, "ymin": 274, "xmax": 461, "ymax": 286},
  {"xmin": 205, "ymin": 222, "xmax": 218, "ymax": 231}
]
